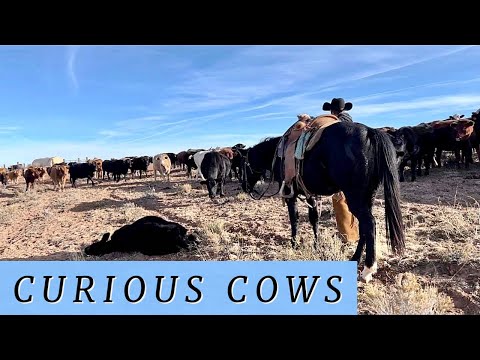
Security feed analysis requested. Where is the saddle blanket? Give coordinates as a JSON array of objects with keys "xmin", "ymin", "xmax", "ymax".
[{"xmin": 295, "ymin": 115, "xmax": 340, "ymax": 159}]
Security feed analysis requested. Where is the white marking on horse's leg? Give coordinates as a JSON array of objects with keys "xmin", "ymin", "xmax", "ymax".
[{"xmin": 361, "ymin": 262, "xmax": 378, "ymax": 283}]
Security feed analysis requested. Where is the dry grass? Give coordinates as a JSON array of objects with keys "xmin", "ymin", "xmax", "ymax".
[
  {"xmin": 359, "ymin": 272, "xmax": 457, "ymax": 315},
  {"xmin": 235, "ymin": 192, "xmax": 250, "ymax": 201},
  {"xmin": 177, "ymin": 183, "xmax": 192, "ymax": 195}
]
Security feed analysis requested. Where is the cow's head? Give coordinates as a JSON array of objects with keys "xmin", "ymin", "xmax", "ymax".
[
  {"xmin": 386, "ymin": 132, "xmax": 407, "ymax": 166},
  {"xmin": 232, "ymin": 143, "xmax": 246, "ymax": 150},
  {"xmin": 219, "ymin": 148, "xmax": 234, "ymax": 160},
  {"xmin": 84, "ymin": 233, "xmax": 110, "ymax": 256},
  {"xmin": 450, "ymin": 119, "xmax": 475, "ymax": 141}
]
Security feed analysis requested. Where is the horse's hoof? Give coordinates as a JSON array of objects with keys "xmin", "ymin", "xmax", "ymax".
[{"xmin": 360, "ymin": 263, "xmax": 378, "ymax": 283}]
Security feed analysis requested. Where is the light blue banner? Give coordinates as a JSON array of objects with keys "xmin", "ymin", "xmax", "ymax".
[{"xmin": 0, "ymin": 261, "xmax": 357, "ymax": 315}]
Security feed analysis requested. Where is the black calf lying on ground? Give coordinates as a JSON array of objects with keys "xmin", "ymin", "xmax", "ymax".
[{"xmin": 84, "ymin": 216, "xmax": 199, "ymax": 256}]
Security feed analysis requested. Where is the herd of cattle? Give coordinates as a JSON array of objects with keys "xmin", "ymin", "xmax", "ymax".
[
  {"xmin": 1, "ymin": 108, "xmax": 480, "ymax": 199},
  {"xmin": 0, "ymin": 144, "xmax": 247, "ymax": 199},
  {"xmin": 379, "ymin": 109, "xmax": 480, "ymax": 182}
]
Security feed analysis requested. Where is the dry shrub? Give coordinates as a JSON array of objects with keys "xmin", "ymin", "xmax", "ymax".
[
  {"xmin": 437, "ymin": 241, "xmax": 479, "ymax": 265},
  {"xmin": 143, "ymin": 187, "xmax": 158, "ymax": 199},
  {"xmin": 426, "ymin": 200, "xmax": 480, "ymax": 242},
  {"xmin": 69, "ymin": 249, "xmax": 87, "ymax": 261},
  {"xmin": 195, "ymin": 219, "xmax": 231, "ymax": 259},
  {"xmin": 120, "ymin": 202, "xmax": 150, "ymax": 223},
  {"xmin": 277, "ymin": 230, "xmax": 348, "ymax": 261},
  {"xmin": 198, "ymin": 219, "xmax": 229, "ymax": 244},
  {"xmin": 177, "ymin": 184, "xmax": 192, "ymax": 195},
  {"xmin": 235, "ymin": 192, "xmax": 250, "ymax": 201},
  {"xmin": 359, "ymin": 272, "xmax": 456, "ymax": 315}
]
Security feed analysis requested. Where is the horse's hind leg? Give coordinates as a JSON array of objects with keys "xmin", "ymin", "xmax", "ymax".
[
  {"xmin": 356, "ymin": 209, "xmax": 377, "ymax": 282},
  {"xmin": 307, "ymin": 196, "xmax": 319, "ymax": 249},
  {"xmin": 350, "ymin": 237, "xmax": 366, "ymax": 263},
  {"xmin": 344, "ymin": 195, "xmax": 377, "ymax": 282},
  {"xmin": 286, "ymin": 197, "xmax": 300, "ymax": 248}
]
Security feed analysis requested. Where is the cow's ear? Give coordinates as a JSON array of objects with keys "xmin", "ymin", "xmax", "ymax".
[{"xmin": 460, "ymin": 114, "xmax": 465, "ymax": 118}]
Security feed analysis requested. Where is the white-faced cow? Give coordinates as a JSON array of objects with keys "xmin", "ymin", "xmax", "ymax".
[{"xmin": 153, "ymin": 153, "xmax": 171, "ymax": 182}]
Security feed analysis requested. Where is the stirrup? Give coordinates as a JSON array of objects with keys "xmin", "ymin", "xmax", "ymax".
[{"xmin": 280, "ymin": 180, "xmax": 295, "ymax": 199}]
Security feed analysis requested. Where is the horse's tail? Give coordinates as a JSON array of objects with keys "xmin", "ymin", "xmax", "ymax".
[{"xmin": 371, "ymin": 129, "xmax": 406, "ymax": 256}]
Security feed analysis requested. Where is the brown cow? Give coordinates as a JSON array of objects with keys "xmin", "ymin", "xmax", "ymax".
[
  {"xmin": 7, "ymin": 169, "xmax": 22, "ymax": 185},
  {"xmin": 88, "ymin": 158, "xmax": 103, "ymax": 179},
  {"xmin": 430, "ymin": 118, "xmax": 474, "ymax": 141},
  {"xmin": 24, "ymin": 167, "xmax": 46, "ymax": 191},
  {"xmin": 430, "ymin": 118, "xmax": 475, "ymax": 169},
  {"xmin": 47, "ymin": 164, "xmax": 69, "ymax": 191},
  {"xmin": 218, "ymin": 147, "xmax": 234, "ymax": 160}
]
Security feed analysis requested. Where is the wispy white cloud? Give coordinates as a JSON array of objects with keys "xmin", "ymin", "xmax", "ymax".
[
  {"xmin": 353, "ymin": 94, "xmax": 480, "ymax": 118},
  {"xmin": 66, "ymin": 45, "xmax": 80, "ymax": 91},
  {"xmin": 166, "ymin": 46, "xmax": 476, "ymax": 115},
  {"xmin": 98, "ymin": 130, "xmax": 129, "ymax": 138},
  {"xmin": 0, "ymin": 126, "xmax": 20, "ymax": 132}
]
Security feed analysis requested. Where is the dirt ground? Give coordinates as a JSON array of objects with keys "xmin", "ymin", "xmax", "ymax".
[{"xmin": 1, "ymin": 161, "xmax": 479, "ymax": 315}]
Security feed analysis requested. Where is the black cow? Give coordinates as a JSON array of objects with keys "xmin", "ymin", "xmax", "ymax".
[
  {"xmin": 102, "ymin": 159, "xmax": 114, "ymax": 180},
  {"xmin": 0, "ymin": 173, "xmax": 6, "ymax": 187},
  {"xmin": 232, "ymin": 143, "xmax": 246, "ymax": 150},
  {"xmin": 387, "ymin": 126, "xmax": 421, "ymax": 182},
  {"xmin": 200, "ymin": 151, "xmax": 232, "ymax": 199},
  {"xmin": 69, "ymin": 163, "xmax": 96, "ymax": 188},
  {"xmin": 185, "ymin": 154, "xmax": 198, "ymax": 179},
  {"xmin": 111, "ymin": 159, "xmax": 131, "ymax": 182},
  {"xmin": 83, "ymin": 216, "xmax": 199, "ymax": 256},
  {"xmin": 230, "ymin": 148, "xmax": 243, "ymax": 181},
  {"xmin": 131, "ymin": 156, "xmax": 151, "ymax": 179},
  {"xmin": 166, "ymin": 153, "xmax": 177, "ymax": 168}
]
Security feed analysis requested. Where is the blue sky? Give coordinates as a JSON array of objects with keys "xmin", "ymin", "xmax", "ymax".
[{"xmin": 1, "ymin": 45, "xmax": 480, "ymax": 166}]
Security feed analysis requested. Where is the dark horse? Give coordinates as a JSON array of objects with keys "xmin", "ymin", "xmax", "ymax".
[{"xmin": 238, "ymin": 121, "xmax": 406, "ymax": 282}]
